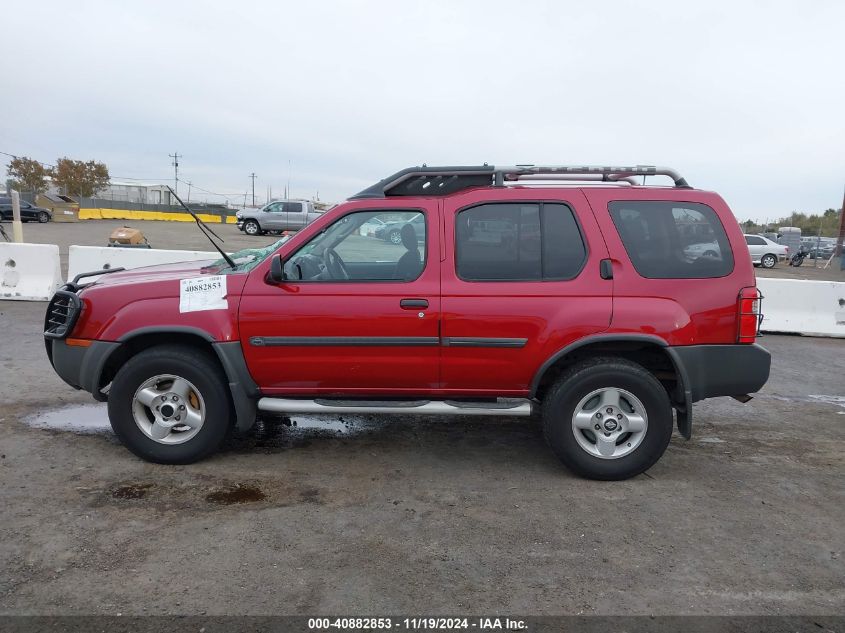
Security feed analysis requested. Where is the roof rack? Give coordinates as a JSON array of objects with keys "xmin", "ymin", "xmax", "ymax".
[{"xmin": 350, "ymin": 164, "xmax": 690, "ymax": 199}]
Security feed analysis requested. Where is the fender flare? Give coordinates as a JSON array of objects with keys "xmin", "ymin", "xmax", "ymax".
[
  {"xmin": 529, "ymin": 333, "xmax": 693, "ymax": 439},
  {"xmin": 92, "ymin": 327, "xmax": 259, "ymax": 431}
]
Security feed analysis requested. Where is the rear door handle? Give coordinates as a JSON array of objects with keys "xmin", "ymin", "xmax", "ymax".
[{"xmin": 400, "ymin": 298, "xmax": 428, "ymax": 309}]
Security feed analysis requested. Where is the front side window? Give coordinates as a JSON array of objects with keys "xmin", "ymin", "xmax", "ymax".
[
  {"xmin": 456, "ymin": 202, "xmax": 586, "ymax": 281},
  {"xmin": 265, "ymin": 202, "xmax": 284, "ymax": 213},
  {"xmin": 283, "ymin": 210, "xmax": 427, "ymax": 282},
  {"xmin": 609, "ymin": 201, "xmax": 734, "ymax": 279}
]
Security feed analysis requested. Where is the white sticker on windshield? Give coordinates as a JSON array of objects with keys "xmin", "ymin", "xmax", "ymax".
[{"xmin": 179, "ymin": 275, "xmax": 228, "ymax": 313}]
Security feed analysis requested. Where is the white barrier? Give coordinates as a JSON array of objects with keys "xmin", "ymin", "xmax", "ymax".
[
  {"xmin": 67, "ymin": 245, "xmax": 220, "ymax": 283},
  {"xmin": 757, "ymin": 277, "xmax": 845, "ymax": 338},
  {"xmin": 0, "ymin": 243, "xmax": 62, "ymax": 301}
]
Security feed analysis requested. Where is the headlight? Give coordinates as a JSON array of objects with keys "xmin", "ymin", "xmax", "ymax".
[{"xmin": 236, "ymin": 213, "xmax": 243, "ymax": 219}]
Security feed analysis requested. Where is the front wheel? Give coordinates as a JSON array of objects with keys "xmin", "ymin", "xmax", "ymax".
[
  {"xmin": 761, "ymin": 253, "xmax": 777, "ymax": 268},
  {"xmin": 542, "ymin": 357, "xmax": 673, "ymax": 480},
  {"xmin": 38, "ymin": 211, "xmax": 50, "ymax": 223},
  {"xmin": 387, "ymin": 229, "xmax": 402, "ymax": 245},
  {"xmin": 243, "ymin": 219, "xmax": 262, "ymax": 236},
  {"xmin": 107, "ymin": 345, "xmax": 232, "ymax": 464}
]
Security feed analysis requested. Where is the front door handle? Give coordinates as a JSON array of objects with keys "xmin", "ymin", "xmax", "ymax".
[{"xmin": 400, "ymin": 298, "xmax": 428, "ymax": 309}]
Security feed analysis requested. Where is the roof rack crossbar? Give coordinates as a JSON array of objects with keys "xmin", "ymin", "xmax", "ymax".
[
  {"xmin": 350, "ymin": 164, "xmax": 689, "ymax": 199},
  {"xmin": 507, "ymin": 173, "xmax": 640, "ymax": 185}
]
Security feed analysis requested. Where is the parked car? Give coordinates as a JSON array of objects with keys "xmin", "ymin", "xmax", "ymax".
[
  {"xmin": 744, "ymin": 234, "xmax": 787, "ymax": 268},
  {"xmin": 801, "ymin": 238, "xmax": 837, "ymax": 260},
  {"xmin": 235, "ymin": 200, "xmax": 321, "ymax": 235},
  {"xmin": 44, "ymin": 164, "xmax": 769, "ymax": 480},
  {"xmin": 375, "ymin": 213, "xmax": 426, "ymax": 244},
  {"xmin": 0, "ymin": 197, "xmax": 52, "ymax": 223},
  {"xmin": 358, "ymin": 217, "xmax": 386, "ymax": 237}
]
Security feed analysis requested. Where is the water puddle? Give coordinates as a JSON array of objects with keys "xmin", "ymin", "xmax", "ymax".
[
  {"xmin": 22, "ymin": 403, "xmax": 383, "ymax": 437},
  {"xmin": 767, "ymin": 394, "xmax": 845, "ymax": 415},
  {"xmin": 808, "ymin": 395, "xmax": 845, "ymax": 414},
  {"xmin": 285, "ymin": 414, "xmax": 378, "ymax": 434},
  {"xmin": 24, "ymin": 403, "xmax": 111, "ymax": 434}
]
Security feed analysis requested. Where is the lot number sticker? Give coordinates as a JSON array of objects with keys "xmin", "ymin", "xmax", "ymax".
[{"xmin": 179, "ymin": 275, "xmax": 228, "ymax": 313}]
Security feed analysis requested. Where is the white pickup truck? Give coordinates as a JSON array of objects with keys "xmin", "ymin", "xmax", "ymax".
[{"xmin": 236, "ymin": 200, "xmax": 322, "ymax": 235}]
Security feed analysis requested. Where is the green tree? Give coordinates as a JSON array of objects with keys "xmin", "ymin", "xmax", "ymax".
[
  {"xmin": 51, "ymin": 158, "xmax": 110, "ymax": 197},
  {"xmin": 6, "ymin": 156, "xmax": 50, "ymax": 193}
]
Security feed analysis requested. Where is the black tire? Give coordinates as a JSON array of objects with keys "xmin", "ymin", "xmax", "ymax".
[
  {"xmin": 243, "ymin": 219, "xmax": 262, "ymax": 236},
  {"xmin": 761, "ymin": 253, "xmax": 777, "ymax": 268},
  {"xmin": 107, "ymin": 345, "xmax": 233, "ymax": 464},
  {"xmin": 38, "ymin": 211, "xmax": 50, "ymax": 223},
  {"xmin": 542, "ymin": 357, "xmax": 673, "ymax": 480},
  {"xmin": 388, "ymin": 229, "xmax": 402, "ymax": 245}
]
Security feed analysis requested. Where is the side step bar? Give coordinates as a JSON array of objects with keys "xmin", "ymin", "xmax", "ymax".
[{"xmin": 257, "ymin": 398, "xmax": 534, "ymax": 417}]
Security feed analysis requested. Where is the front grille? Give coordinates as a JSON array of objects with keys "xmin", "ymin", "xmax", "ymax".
[{"xmin": 44, "ymin": 289, "xmax": 82, "ymax": 339}]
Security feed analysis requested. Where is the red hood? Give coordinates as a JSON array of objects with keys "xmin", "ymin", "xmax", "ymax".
[
  {"xmin": 86, "ymin": 259, "xmax": 224, "ymax": 288},
  {"xmin": 73, "ymin": 260, "xmax": 248, "ymax": 342}
]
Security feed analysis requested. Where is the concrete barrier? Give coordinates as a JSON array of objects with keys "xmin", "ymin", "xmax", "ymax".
[
  {"xmin": 67, "ymin": 245, "xmax": 220, "ymax": 283},
  {"xmin": 0, "ymin": 243, "xmax": 62, "ymax": 301},
  {"xmin": 757, "ymin": 277, "xmax": 845, "ymax": 338},
  {"xmin": 78, "ymin": 208, "xmax": 237, "ymax": 224}
]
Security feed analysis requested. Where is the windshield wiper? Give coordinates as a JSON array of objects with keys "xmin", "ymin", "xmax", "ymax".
[{"xmin": 167, "ymin": 186, "xmax": 237, "ymax": 270}]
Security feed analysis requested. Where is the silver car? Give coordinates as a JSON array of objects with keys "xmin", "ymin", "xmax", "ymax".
[
  {"xmin": 744, "ymin": 234, "xmax": 788, "ymax": 268},
  {"xmin": 236, "ymin": 200, "xmax": 322, "ymax": 235}
]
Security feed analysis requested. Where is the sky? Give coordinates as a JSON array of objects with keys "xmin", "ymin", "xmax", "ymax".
[{"xmin": 1, "ymin": 0, "xmax": 843, "ymax": 223}]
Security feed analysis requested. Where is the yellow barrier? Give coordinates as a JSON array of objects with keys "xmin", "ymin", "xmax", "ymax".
[{"xmin": 78, "ymin": 208, "xmax": 237, "ymax": 224}]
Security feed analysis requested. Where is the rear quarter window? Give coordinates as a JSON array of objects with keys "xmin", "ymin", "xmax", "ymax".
[{"xmin": 608, "ymin": 201, "xmax": 734, "ymax": 279}]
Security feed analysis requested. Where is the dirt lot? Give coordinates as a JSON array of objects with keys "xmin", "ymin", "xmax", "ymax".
[{"xmin": 0, "ymin": 220, "xmax": 843, "ymax": 616}]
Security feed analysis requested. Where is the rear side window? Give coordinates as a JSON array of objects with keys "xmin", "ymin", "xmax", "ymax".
[
  {"xmin": 456, "ymin": 202, "xmax": 586, "ymax": 281},
  {"xmin": 608, "ymin": 201, "xmax": 734, "ymax": 279},
  {"xmin": 745, "ymin": 235, "xmax": 766, "ymax": 245}
]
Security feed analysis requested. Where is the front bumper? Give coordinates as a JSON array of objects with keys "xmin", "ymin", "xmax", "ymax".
[
  {"xmin": 669, "ymin": 343, "xmax": 771, "ymax": 402},
  {"xmin": 46, "ymin": 338, "xmax": 120, "ymax": 400}
]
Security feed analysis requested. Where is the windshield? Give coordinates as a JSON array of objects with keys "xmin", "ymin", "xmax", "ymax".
[{"xmin": 208, "ymin": 237, "xmax": 288, "ymax": 273}]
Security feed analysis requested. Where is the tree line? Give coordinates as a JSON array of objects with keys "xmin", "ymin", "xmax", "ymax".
[
  {"xmin": 741, "ymin": 208, "xmax": 842, "ymax": 238},
  {"xmin": 6, "ymin": 156, "xmax": 110, "ymax": 198}
]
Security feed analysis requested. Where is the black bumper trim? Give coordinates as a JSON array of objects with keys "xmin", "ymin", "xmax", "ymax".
[
  {"xmin": 49, "ymin": 339, "xmax": 121, "ymax": 396},
  {"xmin": 669, "ymin": 343, "xmax": 771, "ymax": 403}
]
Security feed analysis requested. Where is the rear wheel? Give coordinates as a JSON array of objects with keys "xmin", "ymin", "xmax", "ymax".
[
  {"xmin": 542, "ymin": 357, "xmax": 673, "ymax": 480},
  {"xmin": 761, "ymin": 253, "xmax": 777, "ymax": 268},
  {"xmin": 243, "ymin": 219, "xmax": 262, "ymax": 236},
  {"xmin": 107, "ymin": 345, "xmax": 232, "ymax": 464},
  {"xmin": 388, "ymin": 229, "xmax": 402, "ymax": 245},
  {"xmin": 38, "ymin": 211, "xmax": 50, "ymax": 223}
]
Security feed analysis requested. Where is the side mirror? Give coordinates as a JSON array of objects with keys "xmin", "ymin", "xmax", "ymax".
[{"xmin": 268, "ymin": 254, "xmax": 285, "ymax": 283}]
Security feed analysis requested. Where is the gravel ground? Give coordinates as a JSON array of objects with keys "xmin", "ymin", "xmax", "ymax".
[{"xmin": 0, "ymin": 220, "xmax": 843, "ymax": 616}]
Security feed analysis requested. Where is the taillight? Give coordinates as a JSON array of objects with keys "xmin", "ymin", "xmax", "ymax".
[{"xmin": 737, "ymin": 286, "xmax": 762, "ymax": 344}]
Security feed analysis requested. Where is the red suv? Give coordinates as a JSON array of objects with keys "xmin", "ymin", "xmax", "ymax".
[{"xmin": 44, "ymin": 165, "xmax": 770, "ymax": 480}]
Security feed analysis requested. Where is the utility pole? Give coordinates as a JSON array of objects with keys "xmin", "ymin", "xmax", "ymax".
[
  {"xmin": 186, "ymin": 181, "xmax": 192, "ymax": 203},
  {"xmin": 835, "ymin": 183, "xmax": 845, "ymax": 261},
  {"xmin": 250, "ymin": 172, "xmax": 257, "ymax": 206},
  {"xmin": 169, "ymin": 152, "xmax": 181, "ymax": 197}
]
